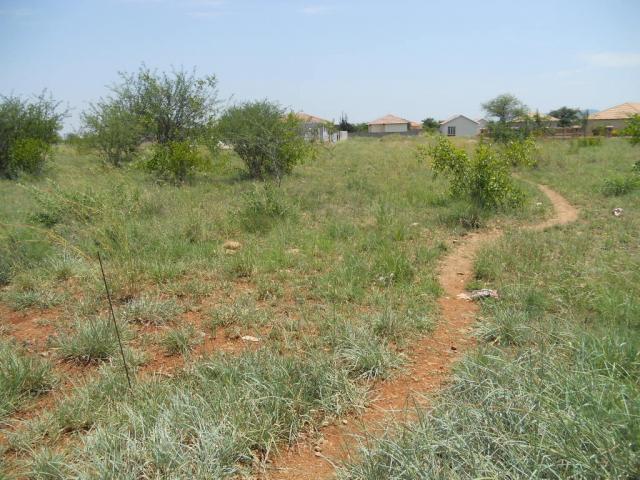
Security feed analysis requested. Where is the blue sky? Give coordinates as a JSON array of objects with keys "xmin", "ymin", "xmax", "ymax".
[{"xmin": 1, "ymin": 0, "xmax": 639, "ymax": 131}]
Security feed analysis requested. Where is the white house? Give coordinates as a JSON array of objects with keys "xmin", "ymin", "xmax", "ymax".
[
  {"xmin": 439, "ymin": 115, "xmax": 480, "ymax": 137},
  {"xmin": 368, "ymin": 114, "xmax": 411, "ymax": 133},
  {"xmin": 296, "ymin": 112, "xmax": 331, "ymax": 142}
]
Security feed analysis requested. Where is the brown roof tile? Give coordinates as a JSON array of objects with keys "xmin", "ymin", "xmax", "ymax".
[{"xmin": 589, "ymin": 102, "xmax": 640, "ymax": 120}]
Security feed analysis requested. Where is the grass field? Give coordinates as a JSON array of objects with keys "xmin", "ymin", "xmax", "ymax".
[
  {"xmin": 339, "ymin": 139, "xmax": 640, "ymax": 478},
  {"xmin": 0, "ymin": 136, "xmax": 638, "ymax": 478}
]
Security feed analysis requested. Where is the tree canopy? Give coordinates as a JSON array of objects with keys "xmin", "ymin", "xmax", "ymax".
[
  {"xmin": 482, "ymin": 94, "xmax": 527, "ymax": 124},
  {"xmin": 548, "ymin": 107, "xmax": 582, "ymax": 127}
]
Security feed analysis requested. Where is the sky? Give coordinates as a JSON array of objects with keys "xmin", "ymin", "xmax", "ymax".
[{"xmin": 1, "ymin": 0, "xmax": 640, "ymax": 131}]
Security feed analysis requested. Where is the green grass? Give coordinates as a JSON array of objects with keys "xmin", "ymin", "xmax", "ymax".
[
  {"xmin": 0, "ymin": 340, "xmax": 55, "ymax": 419},
  {"xmin": 51, "ymin": 316, "xmax": 132, "ymax": 363},
  {"xmin": 4, "ymin": 137, "xmax": 636, "ymax": 478},
  {"xmin": 161, "ymin": 324, "xmax": 202, "ymax": 355},
  {"xmin": 339, "ymin": 139, "xmax": 640, "ymax": 479}
]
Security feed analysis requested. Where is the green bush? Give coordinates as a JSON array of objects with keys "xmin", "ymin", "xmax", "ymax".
[
  {"xmin": 142, "ymin": 140, "xmax": 209, "ymax": 183},
  {"xmin": 217, "ymin": 100, "xmax": 316, "ymax": 180},
  {"xmin": 622, "ymin": 114, "xmax": 640, "ymax": 146},
  {"xmin": 601, "ymin": 175, "xmax": 640, "ymax": 196},
  {"xmin": 82, "ymin": 103, "xmax": 142, "ymax": 166},
  {"xmin": 500, "ymin": 137, "xmax": 537, "ymax": 166},
  {"xmin": 8, "ymin": 137, "xmax": 51, "ymax": 174},
  {"xmin": 420, "ymin": 137, "xmax": 523, "ymax": 209},
  {"xmin": 0, "ymin": 93, "xmax": 65, "ymax": 177}
]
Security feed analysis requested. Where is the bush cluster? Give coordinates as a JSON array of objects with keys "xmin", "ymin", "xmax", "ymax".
[
  {"xmin": 420, "ymin": 137, "xmax": 523, "ymax": 209},
  {"xmin": 217, "ymin": 100, "xmax": 317, "ymax": 180},
  {"xmin": 0, "ymin": 93, "xmax": 65, "ymax": 177}
]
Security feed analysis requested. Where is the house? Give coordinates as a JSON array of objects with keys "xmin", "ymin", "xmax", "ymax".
[
  {"xmin": 439, "ymin": 115, "xmax": 480, "ymax": 137},
  {"xmin": 476, "ymin": 118, "xmax": 488, "ymax": 129},
  {"xmin": 368, "ymin": 114, "xmax": 411, "ymax": 133},
  {"xmin": 409, "ymin": 121, "xmax": 423, "ymax": 131},
  {"xmin": 587, "ymin": 102, "xmax": 640, "ymax": 134},
  {"xmin": 296, "ymin": 112, "xmax": 331, "ymax": 141},
  {"xmin": 511, "ymin": 112, "xmax": 559, "ymax": 129}
]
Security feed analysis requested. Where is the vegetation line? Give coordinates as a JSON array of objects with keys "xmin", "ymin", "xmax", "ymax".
[{"xmin": 267, "ymin": 182, "xmax": 578, "ymax": 480}]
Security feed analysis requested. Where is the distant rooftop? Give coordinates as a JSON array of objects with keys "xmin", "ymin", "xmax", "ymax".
[
  {"xmin": 295, "ymin": 112, "xmax": 330, "ymax": 123},
  {"xmin": 368, "ymin": 114, "xmax": 411, "ymax": 125},
  {"xmin": 589, "ymin": 102, "xmax": 640, "ymax": 120}
]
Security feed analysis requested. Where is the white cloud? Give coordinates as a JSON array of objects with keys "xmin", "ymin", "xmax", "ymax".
[
  {"xmin": 301, "ymin": 5, "xmax": 331, "ymax": 15},
  {"xmin": 582, "ymin": 52, "xmax": 640, "ymax": 68},
  {"xmin": 187, "ymin": 10, "xmax": 222, "ymax": 18},
  {"xmin": 0, "ymin": 7, "xmax": 36, "ymax": 17}
]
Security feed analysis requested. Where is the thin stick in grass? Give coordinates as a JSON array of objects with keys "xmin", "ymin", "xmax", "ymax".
[{"xmin": 97, "ymin": 251, "xmax": 133, "ymax": 390}]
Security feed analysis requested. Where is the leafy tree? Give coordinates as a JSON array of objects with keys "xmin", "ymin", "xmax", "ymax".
[
  {"xmin": 353, "ymin": 123, "xmax": 369, "ymax": 132},
  {"xmin": 482, "ymin": 94, "xmax": 527, "ymax": 124},
  {"xmin": 82, "ymin": 103, "xmax": 142, "ymax": 166},
  {"xmin": 0, "ymin": 93, "xmax": 66, "ymax": 177},
  {"xmin": 422, "ymin": 117, "xmax": 439, "ymax": 132},
  {"xmin": 418, "ymin": 137, "xmax": 523, "ymax": 209},
  {"xmin": 217, "ymin": 100, "xmax": 316, "ymax": 180},
  {"xmin": 548, "ymin": 106, "xmax": 581, "ymax": 127},
  {"xmin": 622, "ymin": 114, "xmax": 640, "ymax": 146},
  {"xmin": 112, "ymin": 66, "xmax": 219, "ymax": 144},
  {"xmin": 82, "ymin": 66, "xmax": 219, "ymax": 167}
]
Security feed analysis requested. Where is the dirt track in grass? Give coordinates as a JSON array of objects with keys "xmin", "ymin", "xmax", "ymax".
[{"xmin": 265, "ymin": 183, "xmax": 579, "ymax": 480}]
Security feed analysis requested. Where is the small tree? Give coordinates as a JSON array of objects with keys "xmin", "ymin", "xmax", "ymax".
[
  {"xmin": 82, "ymin": 103, "xmax": 142, "ymax": 166},
  {"xmin": 111, "ymin": 66, "xmax": 219, "ymax": 145},
  {"xmin": 217, "ymin": 100, "xmax": 316, "ymax": 181},
  {"xmin": 622, "ymin": 114, "xmax": 640, "ymax": 146},
  {"xmin": 482, "ymin": 94, "xmax": 527, "ymax": 124},
  {"xmin": 422, "ymin": 117, "xmax": 439, "ymax": 132},
  {"xmin": 0, "ymin": 93, "xmax": 65, "ymax": 177},
  {"xmin": 549, "ymin": 106, "xmax": 581, "ymax": 127},
  {"xmin": 82, "ymin": 65, "xmax": 219, "ymax": 168},
  {"xmin": 338, "ymin": 113, "xmax": 355, "ymax": 132},
  {"xmin": 418, "ymin": 137, "xmax": 523, "ymax": 209}
]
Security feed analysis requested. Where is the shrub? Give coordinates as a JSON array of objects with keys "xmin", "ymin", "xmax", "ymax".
[
  {"xmin": 142, "ymin": 140, "xmax": 210, "ymax": 183},
  {"xmin": 7, "ymin": 137, "xmax": 51, "ymax": 174},
  {"xmin": 217, "ymin": 100, "xmax": 316, "ymax": 180},
  {"xmin": 0, "ymin": 93, "xmax": 65, "ymax": 177},
  {"xmin": 622, "ymin": 114, "xmax": 640, "ymax": 146},
  {"xmin": 82, "ymin": 103, "xmax": 142, "ymax": 166},
  {"xmin": 500, "ymin": 137, "xmax": 537, "ymax": 166},
  {"xmin": 420, "ymin": 137, "xmax": 523, "ymax": 209},
  {"xmin": 601, "ymin": 175, "xmax": 640, "ymax": 196}
]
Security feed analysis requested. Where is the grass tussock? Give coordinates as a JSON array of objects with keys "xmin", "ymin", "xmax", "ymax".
[{"xmin": 0, "ymin": 340, "xmax": 55, "ymax": 419}]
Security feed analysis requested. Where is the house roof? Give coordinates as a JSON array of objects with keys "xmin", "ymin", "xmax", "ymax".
[
  {"xmin": 409, "ymin": 121, "xmax": 422, "ymax": 129},
  {"xmin": 514, "ymin": 112, "xmax": 559, "ymax": 122},
  {"xmin": 439, "ymin": 114, "xmax": 479, "ymax": 125},
  {"xmin": 368, "ymin": 114, "xmax": 411, "ymax": 125},
  {"xmin": 295, "ymin": 112, "xmax": 330, "ymax": 124},
  {"xmin": 589, "ymin": 102, "xmax": 640, "ymax": 120}
]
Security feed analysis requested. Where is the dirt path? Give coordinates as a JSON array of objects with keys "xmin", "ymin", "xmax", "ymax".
[{"xmin": 266, "ymin": 183, "xmax": 578, "ymax": 480}]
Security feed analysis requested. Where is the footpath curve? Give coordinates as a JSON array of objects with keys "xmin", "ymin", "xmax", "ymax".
[{"xmin": 266, "ymin": 183, "xmax": 578, "ymax": 480}]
